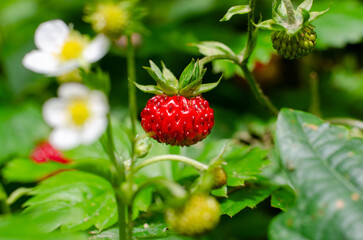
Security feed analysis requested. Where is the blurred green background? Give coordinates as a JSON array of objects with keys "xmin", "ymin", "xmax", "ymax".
[{"xmin": 1, "ymin": 0, "xmax": 363, "ymax": 239}]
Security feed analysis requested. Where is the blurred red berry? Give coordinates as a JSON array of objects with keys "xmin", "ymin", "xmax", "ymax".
[{"xmin": 31, "ymin": 141, "xmax": 71, "ymax": 164}]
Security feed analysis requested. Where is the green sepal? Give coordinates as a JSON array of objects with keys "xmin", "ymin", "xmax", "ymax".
[
  {"xmin": 191, "ymin": 41, "xmax": 236, "ymax": 57},
  {"xmin": 134, "ymin": 82, "xmax": 164, "ymax": 95},
  {"xmin": 161, "ymin": 61, "xmax": 178, "ymax": 89},
  {"xmin": 254, "ymin": 20, "xmax": 284, "ymax": 31},
  {"xmin": 144, "ymin": 61, "xmax": 177, "ymax": 95},
  {"xmin": 192, "ymin": 75, "xmax": 223, "ymax": 96},
  {"xmin": 297, "ymin": 0, "xmax": 313, "ymax": 12},
  {"xmin": 300, "ymin": 9, "xmax": 311, "ymax": 25},
  {"xmin": 178, "ymin": 59, "xmax": 196, "ymax": 90},
  {"xmin": 309, "ymin": 8, "xmax": 329, "ymax": 22},
  {"xmin": 220, "ymin": 5, "xmax": 251, "ymax": 22},
  {"xmin": 179, "ymin": 68, "xmax": 206, "ymax": 96}
]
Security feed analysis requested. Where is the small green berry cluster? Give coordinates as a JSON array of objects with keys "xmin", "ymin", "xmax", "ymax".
[{"xmin": 272, "ymin": 24, "xmax": 316, "ymax": 60}]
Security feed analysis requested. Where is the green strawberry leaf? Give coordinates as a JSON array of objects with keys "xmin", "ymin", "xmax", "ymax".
[
  {"xmin": 178, "ymin": 59, "xmax": 195, "ymax": 90},
  {"xmin": 191, "ymin": 41, "xmax": 236, "ymax": 57},
  {"xmin": 2, "ymin": 158, "xmax": 68, "ymax": 183},
  {"xmin": 223, "ymin": 146, "xmax": 269, "ymax": 187},
  {"xmin": 211, "ymin": 186, "xmax": 228, "ymax": 198},
  {"xmin": 134, "ymin": 82, "xmax": 164, "ymax": 95},
  {"xmin": 220, "ymin": 5, "xmax": 251, "ymax": 22},
  {"xmin": 24, "ymin": 171, "xmax": 117, "ymax": 232},
  {"xmin": 220, "ymin": 183, "xmax": 277, "ymax": 217},
  {"xmin": 161, "ymin": 61, "xmax": 178, "ymax": 89},
  {"xmin": 0, "ymin": 214, "xmax": 87, "ymax": 240},
  {"xmin": 90, "ymin": 223, "xmax": 170, "ymax": 239},
  {"xmin": 193, "ymin": 74, "xmax": 222, "ymax": 96},
  {"xmin": 82, "ymin": 67, "xmax": 111, "ymax": 95},
  {"xmin": 269, "ymin": 109, "xmax": 363, "ymax": 240},
  {"xmin": 0, "ymin": 103, "xmax": 49, "ymax": 165},
  {"xmin": 297, "ymin": 0, "xmax": 313, "ymax": 12},
  {"xmin": 314, "ymin": 1, "xmax": 363, "ymax": 49},
  {"xmin": 270, "ymin": 186, "xmax": 296, "ymax": 212}
]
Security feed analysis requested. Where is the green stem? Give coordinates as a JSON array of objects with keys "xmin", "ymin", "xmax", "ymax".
[
  {"xmin": 0, "ymin": 181, "xmax": 11, "ymax": 215},
  {"xmin": 200, "ymin": 0, "xmax": 278, "ymax": 116},
  {"xmin": 309, "ymin": 72, "xmax": 321, "ymax": 117},
  {"xmin": 199, "ymin": 54, "xmax": 240, "ymax": 66},
  {"xmin": 114, "ymin": 188, "xmax": 127, "ymax": 240},
  {"xmin": 105, "ymin": 115, "xmax": 127, "ymax": 240},
  {"xmin": 282, "ymin": 0, "xmax": 296, "ymax": 25},
  {"xmin": 126, "ymin": 34, "xmax": 138, "ymax": 240},
  {"xmin": 134, "ymin": 154, "xmax": 208, "ymax": 173},
  {"xmin": 241, "ymin": 65, "xmax": 279, "ymax": 115},
  {"xmin": 127, "ymin": 34, "xmax": 137, "ymax": 147},
  {"xmin": 131, "ymin": 178, "xmax": 187, "ymax": 205}
]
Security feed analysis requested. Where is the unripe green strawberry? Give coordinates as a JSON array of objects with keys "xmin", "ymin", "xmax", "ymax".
[
  {"xmin": 134, "ymin": 134, "xmax": 152, "ymax": 158},
  {"xmin": 165, "ymin": 194, "xmax": 220, "ymax": 236},
  {"xmin": 210, "ymin": 165, "xmax": 227, "ymax": 189},
  {"xmin": 272, "ymin": 24, "xmax": 316, "ymax": 60},
  {"xmin": 255, "ymin": 0, "xmax": 328, "ymax": 60}
]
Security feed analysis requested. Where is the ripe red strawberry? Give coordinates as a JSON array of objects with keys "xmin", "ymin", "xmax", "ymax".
[
  {"xmin": 141, "ymin": 95, "xmax": 214, "ymax": 146},
  {"xmin": 136, "ymin": 60, "xmax": 221, "ymax": 146},
  {"xmin": 31, "ymin": 141, "xmax": 71, "ymax": 164}
]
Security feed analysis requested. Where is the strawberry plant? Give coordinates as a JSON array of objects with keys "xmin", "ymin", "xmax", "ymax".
[{"xmin": 0, "ymin": 0, "xmax": 363, "ymax": 239}]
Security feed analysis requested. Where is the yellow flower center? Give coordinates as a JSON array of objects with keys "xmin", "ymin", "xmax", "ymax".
[
  {"xmin": 59, "ymin": 34, "xmax": 87, "ymax": 61},
  {"xmin": 90, "ymin": 3, "xmax": 128, "ymax": 37},
  {"xmin": 68, "ymin": 99, "xmax": 90, "ymax": 125}
]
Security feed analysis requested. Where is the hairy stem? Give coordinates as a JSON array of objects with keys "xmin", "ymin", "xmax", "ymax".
[
  {"xmin": 126, "ymin": 34, "xmax": 138, "ymax": 240},
  {"xmin": 134, "ymin": 154, "xmax": 208, "ymax": 173},
  {"xmin": 105, "ymin": 115, "xmax": 127, "ymax": 240},
  {"xmin": 0, "ymin": 181, "xmax": 11, "ymax": 215},
  {"xmin": 241, "ymin": 65, "xmax": 279, "ymax": 115},
  {"xmin": 131, "ymin": 178, "xmax": 187, "ymax": 205},
  {"xmin": 199, "ymin": 54, "xmax": 240, "ymax": 66},
  {"xmin": 200, "ymin": 0, "xmax": 279, "ymax": 115},
  {"xmin": 282, "ymin": 0, "xmax": 296, "ymax": 25}
]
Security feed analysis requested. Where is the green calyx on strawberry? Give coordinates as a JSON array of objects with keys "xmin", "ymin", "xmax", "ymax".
[
  {"xmin": 255, "ymin": 0, "xmax": 329, "ymax": 60},
  {"xmin": 135, "ymin": 59, "xmax": 221, "ymax": 97},
  {"xmin": 135, "ymin": 60, "xmax": 221, "ymax": 146}
]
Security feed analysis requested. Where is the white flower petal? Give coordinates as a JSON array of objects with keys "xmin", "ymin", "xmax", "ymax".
[
  {"xmin": 89, "ymin": 91, "xmax": 109, "ymax": 116},
  {"xmin": 23, "ymin": 50, "xmax": 78, "ymax": 76},
  {"xmin": 58, "ymin": 82, "xmax": 89, "ymax": 98},
  {"xmin": 49, "ymin": 127, "xmax": 81, "ymax": 150},
  {"xmin": 51, "ymin": 61, "xmax": 79, "ymax": 76},
  {"xmin": 80, "ymin": 116, "xmax": 108, "ymax": 144},
  {"xmin": 42, "ymin": 98, "xmax": 68, "ymax": 127},
  {"xmin": 35, "ymin": 19, "xmax": 69, "ymax": 53},
  {"xmin": 82, "ymin": 34, "xmax": 110, "ymax": 63},
  {"xmin": 22, "ymin": 50, "xmax": 60, "ymax": 74}
]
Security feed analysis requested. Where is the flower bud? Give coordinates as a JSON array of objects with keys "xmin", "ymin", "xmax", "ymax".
[
  {"xmin": 134, "ymin": 134, "xmax": 152, "ymax": 158},
  {"xmin": 209, "ymin": 165, "xmax": 227, "ymax": 189},
  {"xmin": 85, "ymin": 2, "xmax": 129, "ymax": 39},
  {"xmin": 165, "ymin": 194, "xmax": 220, "ymax": 236}
]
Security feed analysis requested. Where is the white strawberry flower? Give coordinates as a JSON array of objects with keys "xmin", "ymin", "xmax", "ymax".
[
  {"xmin": 43, "ymin": 83, "xmax": 109, "ymax": 150},
  {"xmin": 23, "ymin": 19, "xmax": 110, "ymax": 76}
]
